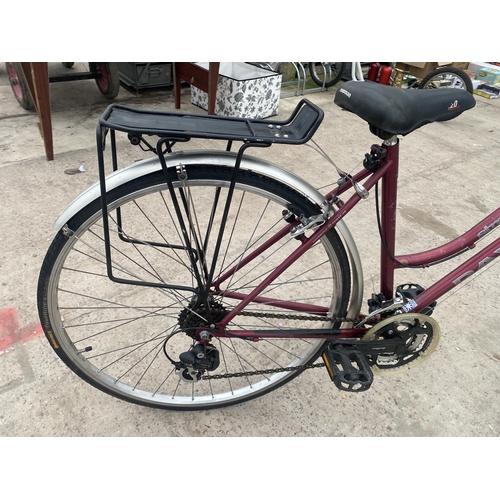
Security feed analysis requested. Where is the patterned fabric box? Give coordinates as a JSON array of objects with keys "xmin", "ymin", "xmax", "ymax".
[{"xmin": 191, "ymin": 63, "xmax": 282, "ymax": 119}]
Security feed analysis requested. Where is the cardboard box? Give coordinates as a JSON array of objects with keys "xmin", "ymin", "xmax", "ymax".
[
  {"xmin": 476, "ymin": 67, "xmax": 500, "ymax": 85},
  {"xmin": 396, "ymin": 62, "xmax": 469, "ymax": 78},
  {"xmin": 191, "ymin": 63, "xmax": 282, "ymax": 119}
]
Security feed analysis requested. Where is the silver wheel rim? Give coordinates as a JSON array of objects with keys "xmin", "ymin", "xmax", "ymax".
[{"xmin": 45, "ymin": 174, "xmax": 347, "ymax": 408}]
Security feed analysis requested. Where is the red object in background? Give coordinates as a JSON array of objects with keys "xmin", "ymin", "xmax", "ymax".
[
  {"xmin": 367, "ymin": 62, "xmax": 380, "ymax": 81},
  {"xmin": 378, "ymin": 65, "xmax": 392, "ymax": 85}
]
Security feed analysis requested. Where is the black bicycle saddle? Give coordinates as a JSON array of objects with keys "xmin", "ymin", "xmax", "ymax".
[{"xmin": 334, "ymin": 80, "xmax": 476, "ymax": 139}]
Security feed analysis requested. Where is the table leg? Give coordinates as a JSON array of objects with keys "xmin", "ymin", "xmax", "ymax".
[{"xmin": 20, "ymin": 62, "xmax": 54, "ymax": 161}]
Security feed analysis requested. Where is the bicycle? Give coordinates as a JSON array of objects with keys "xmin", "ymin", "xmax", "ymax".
[
  {"xmin": 37, "ymin": 80, "xmax": 499, "ymax": 411},
  {"xmin": 308, "ymin": 62, "xmax": 346, "ymax": 88}
]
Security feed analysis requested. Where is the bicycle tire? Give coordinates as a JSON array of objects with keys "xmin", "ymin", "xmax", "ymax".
[
  {"xmin": 418, "ymin": 66, "xmax": 473, "ymax": 94},
  {"xmin": 308, "ymin": 62, "xmax": 346, "ymax": 88},
  {"xmin": 37, "ymin": 164, "xmax": 352, "ymax": 410}
]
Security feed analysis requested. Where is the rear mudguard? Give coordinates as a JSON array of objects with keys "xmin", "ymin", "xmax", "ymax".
[{"xmin": 53, "ymin": 149, "xmax": 364, "ymax": 323}]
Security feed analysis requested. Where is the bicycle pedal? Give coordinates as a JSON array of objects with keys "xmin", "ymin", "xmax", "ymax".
[{"xmin": 322, "ymin": 345, "xmax": 373, "ymax": 393}]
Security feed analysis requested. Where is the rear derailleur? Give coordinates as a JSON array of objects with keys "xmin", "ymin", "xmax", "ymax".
[{"xmin": 175, "ymin": 342, "xmax": 220, "ymax": 383}]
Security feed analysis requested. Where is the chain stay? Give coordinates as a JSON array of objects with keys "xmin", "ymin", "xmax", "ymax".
[
  {"xmin": 202, "ymin": 310, "xmax": 357, "ymax": 380},
  {"xmin": 239, "ymin": 310, "xmax": 358, "ymax": 323}
]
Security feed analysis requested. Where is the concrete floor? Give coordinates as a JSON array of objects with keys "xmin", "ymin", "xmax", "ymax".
[{"xmin": 1, "ymin": 62, "xmax": 500, "ymax": 437}]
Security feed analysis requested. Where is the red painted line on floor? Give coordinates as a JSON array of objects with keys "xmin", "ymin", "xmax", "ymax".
[
  {"xmin": 0, "ymin": 308, "xmax": 20, "ymax": 351},
  {"xmin": 0, "ymin": 307, "xmax": 43, "ymax": 353},
  {"xmin": 19, "ymin": 322, "xmax": 44, "ymax": 343}
]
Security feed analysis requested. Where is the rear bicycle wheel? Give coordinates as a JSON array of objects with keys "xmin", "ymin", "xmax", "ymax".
[
  {"xmin": 308, "ymin": 62, "xmax": 346, "ymax": 88},
  {"xmin": 37, "ymin": 164, "xmax": 351, "ymax": 410}
]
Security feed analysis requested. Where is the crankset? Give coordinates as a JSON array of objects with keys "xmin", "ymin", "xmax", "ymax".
[
  {"xmin": 321, "ymin": 312, "xmax": 441, "ymax": 391},
  {"xmin": 362, "ymin": 313, "xmax": 441, "ymax": 375}
]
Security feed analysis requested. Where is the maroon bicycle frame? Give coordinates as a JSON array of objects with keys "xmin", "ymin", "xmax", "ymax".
[
  {"xmin": 213, "ymin": 138, "xmax": 500, "ymax": 337},
  {"xmin": 376, "ymin": 139, "xmax": 500, "ymax": 313}
]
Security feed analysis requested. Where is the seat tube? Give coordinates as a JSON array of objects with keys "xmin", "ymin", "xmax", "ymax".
[{"xmin": 380, "ymin": 137, "xmax": 400, "ymax": 299}]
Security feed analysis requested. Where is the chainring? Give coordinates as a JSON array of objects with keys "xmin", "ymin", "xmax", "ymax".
[{"xmin": 362, "ymin": 313, "xmax": 441, "ymax": 376}]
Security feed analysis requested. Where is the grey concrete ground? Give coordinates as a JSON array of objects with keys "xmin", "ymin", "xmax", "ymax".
[{"xmin": 1, "ymin": 63, "xmax": 499, "ymax": 437}]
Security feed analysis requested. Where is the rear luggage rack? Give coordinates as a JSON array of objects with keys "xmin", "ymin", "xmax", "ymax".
[
  {"xmin": 96, "ymin": 99, "xmax": 325, "ymax": 290},
  {"xmin": 99, "ymin": 98, "xmax": 324, "ymax": 145}
]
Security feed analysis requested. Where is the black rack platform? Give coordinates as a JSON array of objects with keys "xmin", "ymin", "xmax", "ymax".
[{"xmin": 99, "ymin": 99, "xmax": 324, "ymax": 145}]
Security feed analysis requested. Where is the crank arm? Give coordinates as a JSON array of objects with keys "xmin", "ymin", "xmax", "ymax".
[{"xmin": 326, "ymin": 337, "xmax": 406, "ymax": 355}]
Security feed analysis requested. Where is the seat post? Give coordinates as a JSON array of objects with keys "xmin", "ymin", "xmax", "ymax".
[{"xmin": 380, "ymin": 136, "xmax": 400, "ymax": 299}]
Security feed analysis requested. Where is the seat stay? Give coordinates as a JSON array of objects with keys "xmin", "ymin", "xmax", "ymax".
[{"xmin": 218, "ymin": 158, "xmax": 393, "ymax": 328}]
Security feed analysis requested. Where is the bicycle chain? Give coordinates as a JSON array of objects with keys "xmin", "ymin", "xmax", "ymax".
[
  {"xmin": 202, "ymin": 361, "xmax": 327, "ymax": 380},
  {"xmin": 202, "ymin": 310, "xmax": 359, "ymax": 380},
  {"xmin": 238, "ymin": 310, "xmax": 359, "ymax": 323}
]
